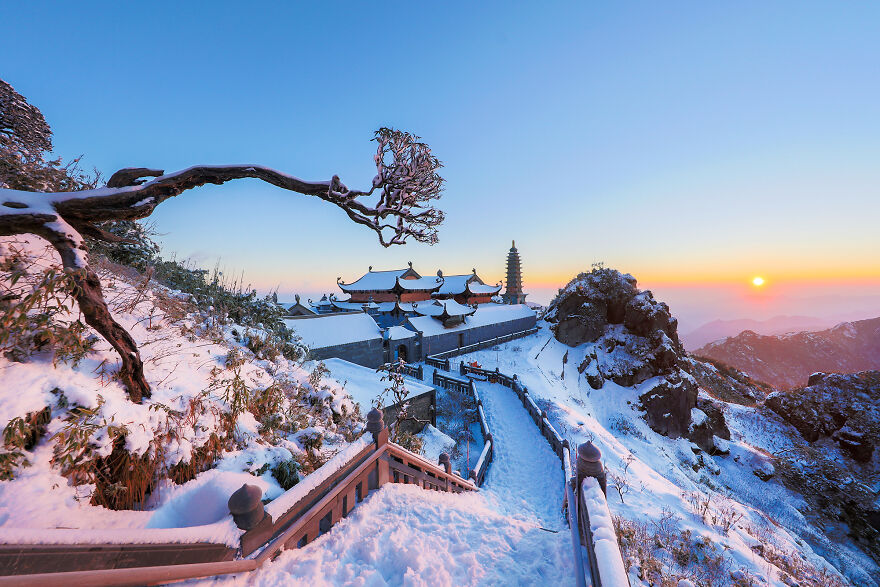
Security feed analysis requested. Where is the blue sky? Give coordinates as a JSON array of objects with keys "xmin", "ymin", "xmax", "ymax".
[{"xmin": 2, "ymin": 2, "xmax": 879, "ymax": 329}]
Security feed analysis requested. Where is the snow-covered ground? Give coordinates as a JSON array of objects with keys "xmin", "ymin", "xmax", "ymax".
[
  {"xmin": 443, "ymin": 328, "xmax": 876, "ymax": 586},
  {"xmin": 0, "ymin": 237, "xmax": 362, "ymax": 544},
  {"xmin": 210, "ymin": 350, "xmax": 576, "ymax": 586}
]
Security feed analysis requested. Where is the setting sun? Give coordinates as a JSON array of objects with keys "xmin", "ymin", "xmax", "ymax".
[{"xmin": 752, "ymin": 276, "xmax": 765, "ymax": 287}]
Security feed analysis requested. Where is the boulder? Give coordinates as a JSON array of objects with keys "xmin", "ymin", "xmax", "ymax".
[
  {"xmin": 548, "ymin": 267, "xmax": 697, "ymax": 437},
  {"xmin": 639, "ymin": 374, "xmax": 698, "ymax": 438},
  {"xmin": 686, "ymin": 397, "xmax": 731, "ymax": 453}
]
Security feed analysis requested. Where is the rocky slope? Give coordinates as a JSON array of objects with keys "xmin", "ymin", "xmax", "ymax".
[
  {"xmin": 695, "ymin": 317, "xmax": 880, "ymax": 389},
  {"xmin": 763, "ymin": 371, "xmax": 880, "ymax": 566},
  {"xmin": 544, "ymin": 267, "xmax": 729, "ymax": 449},
  {"xmin": 766, "ymin": 371, "xmax": 880, "ymax": 463}
]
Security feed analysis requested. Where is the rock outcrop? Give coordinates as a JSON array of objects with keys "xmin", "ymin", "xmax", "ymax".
[
  {"xmin": 766, "ymin": 370, "xmax": 880, "ymax": 463},
  {"xmin": 546, "ymin": 267, "xmax": 703, "ymax": 439}
]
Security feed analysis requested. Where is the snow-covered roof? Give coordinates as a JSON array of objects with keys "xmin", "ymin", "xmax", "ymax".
[
  {"xmin": 308, "ymin": 294, "xmax": 339, "ymax": 308},
  {"xmin": 467, "ymin": 282, "xmax": 502, "ymax": 295},
  {"xmin": 338, "ymin": 268, "xmax": 417, "ymax": 292},
  {"xmin": 322, "ymin": 358, "xmax": 433, "ymax": 413},
  {"xmin": 387, "ymin": 325, "xmax": 417, "ymax": 340},
  {"xmin": 437, "ymin": 274, "xmax": 475, "ymax": 295},
  {"xmin": 407, "ymin": 304, "xmax": 535, "ymax": 337},
  {"xmin": 395, "ymin": 275, "xmax": 443, "ymax": 291},
  {"xmin": 413, "ymin": 299, "xmax": 476, "ymax": 318},
  {"xmin": 285, "ymin": 313, "xmax": 382, "ymax": 349}
]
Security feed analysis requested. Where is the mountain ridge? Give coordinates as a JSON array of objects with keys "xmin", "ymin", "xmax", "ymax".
[{"xmin": 694, "ymin": 316, "xmax": 880, "ymax": 389}]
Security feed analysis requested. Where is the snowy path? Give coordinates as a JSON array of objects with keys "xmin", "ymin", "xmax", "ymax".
[
  {"xmin": 212, "ymin": 372, "xmax": 576, "ymax": 586},
  {"xmin": 475, "ymin": 379, "xmax": 567, "ymax": 529}
]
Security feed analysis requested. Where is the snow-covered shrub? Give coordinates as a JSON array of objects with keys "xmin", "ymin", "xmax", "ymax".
[
  {"xmin": 613, "ymin": 514, "xmax": 733, "ymax": 586},
  {"xmin": 373, "ymin": 361, "xmax": 424, "ymax": 454},
  {"xmin": 0, "ymin": 244, "xmax": 98, "ymax": 366},
  {"xmin": 0, "ymin": 405, "xmax": 51, "ymax": 479}
]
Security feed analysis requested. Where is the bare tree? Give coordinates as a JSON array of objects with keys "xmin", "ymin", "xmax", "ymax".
[{"xmin": 0, "ymin": 128, "xmax": 444, "ymax": 403}]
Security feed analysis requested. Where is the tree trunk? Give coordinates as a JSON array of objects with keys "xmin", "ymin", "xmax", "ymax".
[{"xmin": 72, "ymin": 267, "xmax": 150, "ymax": 402}]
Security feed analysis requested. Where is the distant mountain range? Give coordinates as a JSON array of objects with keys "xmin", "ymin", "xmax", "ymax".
[
  {"xmin": 681, "ymin": 315, "xmax": 835, "ymax": 350},
  {"xmin": 694, "ymin": 317, "xmax": 880, "ymax": 389}
]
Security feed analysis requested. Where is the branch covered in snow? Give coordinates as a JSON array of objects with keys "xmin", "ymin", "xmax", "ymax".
[{"xmin": 0, "ymin": 128, "xmax": 444, "ymax": 402}]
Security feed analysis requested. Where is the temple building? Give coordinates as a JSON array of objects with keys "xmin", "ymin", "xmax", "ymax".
[
  {"xmin": 281, "ymin": 245, "xmax": 535, "ymax": 367},
  {"xmin": 502, "ymin": 241, "xmax": 528, "ymax": 304},
  {"xmin": 335, "ymin": 262, "xmax": 502, "ymax": 306}
]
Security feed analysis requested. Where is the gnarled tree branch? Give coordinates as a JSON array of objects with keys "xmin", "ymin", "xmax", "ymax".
[{"xmin": 0, "ymin": 128, "xmax": 444, "ymax": 403}]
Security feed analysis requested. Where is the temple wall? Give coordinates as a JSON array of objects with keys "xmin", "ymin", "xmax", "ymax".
[
  {"xmin": 399, "ymin": 292, "xmax": 433, "ymax": 302},
  {"xmin": 420, "ymin": 314, "xmax": 537, "ymax": 357},
  {"xmin": 348, "ymin": 292, "xmax": 398, "ymax": 303},
  {"xmin": 383, "ymin": 388, "xmax": 436, "ymax": 435},
  {"xmin": 307, "ymin": 338, "xmax": 385, "ymax": 368}
]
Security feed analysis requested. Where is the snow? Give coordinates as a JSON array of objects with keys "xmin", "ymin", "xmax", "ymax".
[
  {"xmin": 466, "ymin": 283, "xmax": 501, "ymax": 295},
  {"xmin": 146, "ymin": 470, "xmax": 274, "ymax": 530},
  {"xmin": 338, "ymin": 268, "xmax": 410, "ymax": 291},
  {"xmin": 213, "ymin": 357, "xmax": 577, "ymax": 586},
  {"xmin": 265, "ymin": 436, "xmax": 373, "ymax": 520},
  {"xmin": 394, "ymin": 276, "xmax": 443, "ymax": 291},
  {"xmin": 386, "ymin": 325, "xmax": 416, "ymax": 340},
  {"xmin": 582, "ymin": 477, "xmax": 628, "ymax": 587},
  {"xmin": 285, "ymin": 312, "xmax": 382, "ymax": 349},
  {"xmin": 0, "ymin": 237, "xmax": 365, "ymax": 553},
  {"xmin": 0, "ymin": 519, "xmax": 242, "ymax": 548},
  {"xmin": 416, "ymin": 425, "xmax": 455, "ymax": 463},
  {"xmin": 436, "ymin": 274, "xmax": 474, "ymax": 295},
  {"xmin": 422, "ymin": 327, "xmax": 870, "ymax": 585},
  {"xmin": 218, "ymin": 484, "xmax": 575, "ymax": 586},
  {"xmin": 407, "ymin": 303, "xmax": 535, "ymax": 337},
  {"xmin": 322, "ymin": 358, "xmax": 434, "ymax": 413},
  {"xmin": 412, "ymin": 299, "xmax": 475, "ymax": 317}
]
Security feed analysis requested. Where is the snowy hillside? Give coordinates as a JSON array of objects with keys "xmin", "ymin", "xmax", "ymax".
[
  {"xmin": 0, "ymin": 236, "xmax": 365, "ymax": 540},
  {"xmin": 444, "ymin": 328, "xmax": 875, "ymax": 585}
]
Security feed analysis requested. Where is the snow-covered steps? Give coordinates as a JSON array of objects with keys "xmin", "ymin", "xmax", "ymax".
[{"xmin": 232, "ymin": 483, "xmax": 575, "ymax": 586}]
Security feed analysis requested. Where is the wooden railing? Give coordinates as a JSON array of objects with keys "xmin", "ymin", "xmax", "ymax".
[{"xmin": 0, "ymin": 412, "xmax": 475, "ymax": 587}]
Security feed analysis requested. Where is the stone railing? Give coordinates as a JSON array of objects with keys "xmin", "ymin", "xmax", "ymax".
[
  {"xmin": 381, "ymin": 361, "xmax": 424, "ymax": 381},
  {"xmin": 426, "ymin": 327, "xmax": 539, "ymax": 363},
  {"xmin": 432, "ymin": 370, "xmax": 471, "ymax": 394},
  {"xmin": 0, "ymin": 409, "xmax": 475, "ymax": 586},
  {"xmin": 428, "ymin": 370, "xmax": 494, "ymax": 487},
  {"xmin": 425, "ymin": 354, "xmax": 450, "ymax": 371}
]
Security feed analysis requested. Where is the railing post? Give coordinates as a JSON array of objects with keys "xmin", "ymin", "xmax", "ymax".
[
  {"xmin": 576, "ymin": 441, "xmax": 606, "ymax": 496},
  {"xmin": 367, "ymin": 408, "xmax": 390, "ymax": 488},
  {"xmin": 228, "ymin": 484, "xmax": 267, "ymax": 530},
  {"xmin": 366, "ymin": 408, "xmax": 388, "ymax": 449}
]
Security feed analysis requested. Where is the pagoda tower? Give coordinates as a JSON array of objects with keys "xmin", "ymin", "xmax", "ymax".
[{"xmin": 503, "ymin": 240, "xmax": 527, "ymax": 304}]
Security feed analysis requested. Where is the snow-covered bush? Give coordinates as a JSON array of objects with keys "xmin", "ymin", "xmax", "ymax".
[{"xmin": 0, "ymin": 238, "xmax": 363, "ymax": 513}]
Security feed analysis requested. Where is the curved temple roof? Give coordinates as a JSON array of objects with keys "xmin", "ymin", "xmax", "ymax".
[
  {"xmin": 338, "ymin": 267, "xmax": 419, "ymax": 292},
  {"xmin": 413, "ymin": 299, "xmax": 477, "ymax": 318},
  {"xmin": 392, "ymin": 275, "xmax": 443, "ymax": 293}
]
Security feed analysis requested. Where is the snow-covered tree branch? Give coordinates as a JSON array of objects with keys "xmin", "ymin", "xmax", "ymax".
[{"xmin": 0, "ymin": 127, "xmax": 445, "ymax": 403}]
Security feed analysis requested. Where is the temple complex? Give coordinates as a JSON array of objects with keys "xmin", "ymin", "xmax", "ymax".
[{"xmin": 281, "ymin": 244, "xmax": 536, "ymax": 367}]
